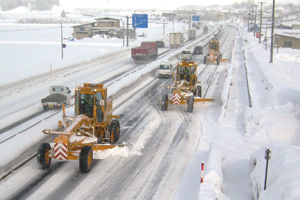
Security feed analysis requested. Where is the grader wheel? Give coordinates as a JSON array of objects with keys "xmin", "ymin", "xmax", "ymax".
[
  {"xmin": 196, "ymin": 86, "xmax": 202, "ymax": 98},
  {"xmin": 37, "ymin": 143, "xmax": 51, "ymax": 170},
  {"xmin": 187, "ymin": 96, "xmax": 194, "ymax": 113},
  {"xmin": 79, "ymin": 146, "xmax": 93, "ymax": 173},
  {"xmin": 161, "ymin": 94, "xmax": 168, "ymax": 111},
  {"xmin": 111, "ymin": 120, "xmax": 120, "ymax": 142}
]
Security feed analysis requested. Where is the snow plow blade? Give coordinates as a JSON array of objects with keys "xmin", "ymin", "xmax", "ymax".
[
  {"xmin": 194, "ymin": 97, "xmax": 214, "ymax": 102},
  {"xmin": 92, "ymin": 144, "xmax": 125, "ymax": 151}
]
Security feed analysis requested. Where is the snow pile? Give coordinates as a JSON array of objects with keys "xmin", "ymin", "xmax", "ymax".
[
  {"xmin": 250, "ymin": 142, "xmax": 300, "ymax": 200},
  {"xmin": 245, "ymin": 103, "xmax": 300, "ymax": 145},
  {"xmin": 198, "ymin": 143, "xmax": 229, "ymax": 200},
  {"xmin": 242, "ymin": 29, "xmax": 300, "ymax": 199},
  {"xmin": 94, "ymin": 113, "xmax": 160, "ymax": 159},
  {"xmin": 276, "ymin": 51, "xmax": 300, "ymax": 62}
]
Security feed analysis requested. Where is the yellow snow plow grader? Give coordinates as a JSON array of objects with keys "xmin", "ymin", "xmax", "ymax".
[
  {"xmin": 203, "ymin": 35, "xmax": 227, "ymax": 65},
  {"xmin": 158, "ymin": 61, "xmax": 214, "ymax": 113},
  {"xmin": 37, "ymin": 83, "xmax": 123, "ymax": 173}
]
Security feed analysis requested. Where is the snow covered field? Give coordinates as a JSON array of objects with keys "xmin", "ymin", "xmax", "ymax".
[{"xmin": 1, "ymin": 6, "xmax": 300, "ymax": 199}]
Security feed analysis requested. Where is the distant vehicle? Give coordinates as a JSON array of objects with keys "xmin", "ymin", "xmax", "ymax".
[
  {"xmin": 188, "ymin": 30, "xmax": 196, "ymax": 40},
  {"xmin": 131, "ymin": 41, "xmax": 158, "ymax": 62},
  {"xmin": 158, "ymin": 60, "xmax": 173, "ymax": 78},
  {"xmin": 64, "ymin": 36, "xmax": 75, "ymax": 41},
  {"xmin": 203, "ymin": 26, "xmax": 209, "ymax": 34},
  {"xmin": 139, "ymin": 32, "xmax": 147, "ymax": 37},
  {"xmin": 156, "ymin": 40, "xmax": 165, "ymax": 48},
  {"xmin": 180, "ymin": 49, "xmax": 192, "ymax": 60},
  {"xmin": 169, "ymin": 32, "xmax": 184, "ymax": 48},
  {"xmin": 193, "ymin": 46, "xmax": 203, "ymax": 54},
  {"xmin": 41, "ymin": 86, "xmax": 71, "ymax": 111},
  {"xmin": 203, "ymin": 36, "xmax": 227, "ymax": 65}
]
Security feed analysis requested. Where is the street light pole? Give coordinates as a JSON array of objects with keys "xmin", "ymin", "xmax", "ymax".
[
  {"xmin": 259, "ymin": 2, "xmax": 263, "ymax": 43},
  {"xmin": 270, "ymin": 0, "xmax": 275, "ymax": 63}
]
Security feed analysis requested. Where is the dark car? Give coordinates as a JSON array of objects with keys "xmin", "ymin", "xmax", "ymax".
[
  {"xmin": 156, "ymin": 40, "xmax": 165, "ymax": 48},
  {"xmin": 193, "ymin": 46, "xmax": 203, "ymax": 54}
]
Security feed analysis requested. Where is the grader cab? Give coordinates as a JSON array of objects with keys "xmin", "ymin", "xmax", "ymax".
[
  {"xmin": 203, "ymin": 35, "xmax": 227, "ymax": 65},
  {"xmin": 159, "ymin": 61, "xmax": 214, "ymax": 113},
  {"xmin": 37, "ymin": 83, "xmax": 122, "ymax": 173}
]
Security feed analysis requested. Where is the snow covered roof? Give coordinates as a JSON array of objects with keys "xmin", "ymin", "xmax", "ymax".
[
  {"xmin": 275, "ymin": 29, "xmax": 300, "ymax": 39},
  {"xmin": 94, "ymin": 17, "xmax": 120, "ymax": 21},
  {"xmin": 280, "ymin": 21, "xmax": 300, "ymax": 28}
]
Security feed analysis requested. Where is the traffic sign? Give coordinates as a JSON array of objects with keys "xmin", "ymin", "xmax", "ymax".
[
  {"xmin": 62, "ymin": 43, "xmax": 66, "ymax": 48},
  {"xmin": 192, "ymin": 15, "xmax": 200, "ymax": 21},
  {"xmin": 132, "ymin": 14, "xmax": 148, "ymax": 28}
]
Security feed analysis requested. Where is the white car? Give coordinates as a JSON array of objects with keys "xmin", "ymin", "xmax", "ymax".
[
  {"xmin": 158, "ymin": 60, "xmax": 173, "ymax": 78},
  {"xmin": 180, "ymin": 49, "xmax": 192, "ymax": 60}
]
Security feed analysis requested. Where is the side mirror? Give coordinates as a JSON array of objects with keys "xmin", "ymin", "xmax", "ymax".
[
  {"xmin": 96, "ymin": 100, "xmax": 105, "ymax": 107},
  {"xmin": 100, "ymin": 100, "xmax": 105, "ymax": 106}
]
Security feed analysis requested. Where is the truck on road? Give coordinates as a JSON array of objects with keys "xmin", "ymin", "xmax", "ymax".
[
  {"xmin": 169, "ymin": 32, "xmax": 184, "ymax": 48},
  {"xmin": 131, "ymin": 41, "xmax": 158, "ymax": 62},
  {"xmin": 203, "ymin": 26, "xmax": 209, "ymax": 34},
  {"xmin": 188, "ymin": 30, "xmax": 196, "ymax": 40},
  {"xmin": 41, "ymin": 86, "xmax": 71, "ymax": 111}
]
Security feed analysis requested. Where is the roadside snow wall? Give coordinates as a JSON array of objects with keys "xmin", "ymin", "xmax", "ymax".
[{"xmin": 198, "ymin": 143, "xmax": 229, "ymax": 200}]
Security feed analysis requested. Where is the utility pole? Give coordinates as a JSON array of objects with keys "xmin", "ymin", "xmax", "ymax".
[
  {"xmin": 163, "ymin": 18, "xmax": 165, "ymax": 35},
  {"xmin": 247, "ymin": 8, "xmax": 250, "ymax": 31},
  {"xmin": 259, "ymin": 2, "xmax": 263, "ymax": 43},
  {"xmin": 61, "ymin": 23, "xmax": 63, "ymax": 59},
  {"xmin": 173, "ymin": 17, "xmax": 175, "ymax": 32},
  {"xmin": 253, "ymin": 4, "xmax": 257, "ymax": 37},
  {"xmin": 270, "ymin": 0, "xmax": 275, "ymax": 63},
  {"xmin": 126, "ymin": 16, "xmax": 129, "ymax": 47},
  {"xmin": 123, "ymin": 21, "xmax": 125, "ymax": 46}
]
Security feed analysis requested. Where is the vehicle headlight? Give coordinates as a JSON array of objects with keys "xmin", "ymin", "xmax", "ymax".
[
  {"xmin": 43, "ymin": 129, "xmax": 51, "ymax": 134},
  {"xmin": 76, "ymin": 131, "xmax": 82, "ymax": 136}
]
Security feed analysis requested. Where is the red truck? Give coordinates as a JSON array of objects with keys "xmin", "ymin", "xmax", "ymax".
[{"xmin": 131, "ymin": 41, "xmax": 158, "ymax": 62}]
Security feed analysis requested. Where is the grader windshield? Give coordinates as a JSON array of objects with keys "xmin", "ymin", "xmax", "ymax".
[
  {"xmin": 75, "ymin": 84, "xmax": 107, "ymax": 123},
  {"xmin": 177, "ymin": 62, "xmax": 196, "ymax": 82},
  {"xmin": 209, "ymin": 39, "xmax": 220, "ymax": 51}
]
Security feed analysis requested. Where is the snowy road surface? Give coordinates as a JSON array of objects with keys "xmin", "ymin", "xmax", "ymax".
[
  {"xmin": 0, "ymin": 23, "xmax": 236, "ymax": 199},
  {"xmin": 2, "ymin": 15, "xmax": 299, "ymax": 199}
]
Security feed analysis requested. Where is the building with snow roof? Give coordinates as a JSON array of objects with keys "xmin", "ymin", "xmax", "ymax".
[{"xmin": 275, "ymin": 29, "xmax": 300, "ymax": 49}]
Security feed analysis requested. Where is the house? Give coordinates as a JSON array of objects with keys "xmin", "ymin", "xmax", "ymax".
[
  {"xmin": 73, "ymin": 17, "xmax": 121, "ymax": 40},
  {"xmin": 93, "ymin": 17, "xmax": 120, "ymax": 34},
  {"xmin": 278, "ymin": 22, "xmax": 300, "ymax": 30},
  {"xmin": 73, "ymin": 22, "xmax": 96, "ymax": 39},
  {"xmin": 274, "ymin": 30, "xmax": 300, "ymax": 49}
]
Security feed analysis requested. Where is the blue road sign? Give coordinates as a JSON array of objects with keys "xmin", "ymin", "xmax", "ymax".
[
  {"xmin": 62, "ymin": 43, "xmax": 66, "ymax": 48},
  {"xmin": 192, "ymin": 15, "xmax": 200, "ymax": 21},
  {"xmin": 132, "ymin": 14, "xmax": 148, "ymax": 28}
]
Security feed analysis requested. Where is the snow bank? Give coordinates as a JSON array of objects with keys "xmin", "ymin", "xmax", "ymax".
[
  {"xmin": 250, "ymin": 142, "xmax": 300, "ymax": 200},
  {"xmin": 198, "ymin": 143, "xmax": 229, "ymax": 200},
  {"xmin": 244, "ymin": 103, "xmax": 300, "ymax": 145}
]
